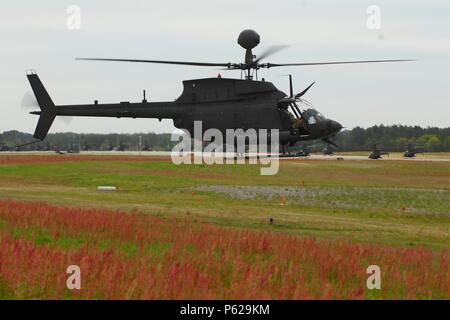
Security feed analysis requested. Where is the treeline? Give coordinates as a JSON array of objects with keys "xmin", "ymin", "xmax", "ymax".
[
  {"xmin": 0, "ymin": 131, "xmax": 175, "ymax": 152},
  {"xmin": 330, "ymin": 125, "xmax": 449, "ymax": 152},
  {"xmin": 0, "ymin": 125, "xmax": 449, "ymax": 152}
]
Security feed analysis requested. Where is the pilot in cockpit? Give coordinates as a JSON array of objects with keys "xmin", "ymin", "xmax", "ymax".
[
  {"xmin": 292, "ymin": 117, "xmax": 305, "ymax": 130},
  {"xmin": 281, "ymin": 105, "xmax": 307, "ymax": 131}
]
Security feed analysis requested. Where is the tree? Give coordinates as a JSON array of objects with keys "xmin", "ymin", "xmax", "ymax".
[{"xmin": 418, "ymin": 134, "xmax": 441, "ymax": 152}]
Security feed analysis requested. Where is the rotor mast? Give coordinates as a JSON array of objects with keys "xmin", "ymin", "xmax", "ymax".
[
  {"xmin": 244, "ymin": 49, "xmax": 255, "ymax": 80},
  {"xmin": 238, "ymin": 29, "xmax": 260, "ymax": 80}
]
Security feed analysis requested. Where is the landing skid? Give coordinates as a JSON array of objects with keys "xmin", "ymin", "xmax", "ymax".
[
  {"xmin": 278, "ymin": 153, "xmax": 310, "ymax": 158},
  {"xmin": 281, "ymin": 144, "xmax": 292, "ymax": 156}
]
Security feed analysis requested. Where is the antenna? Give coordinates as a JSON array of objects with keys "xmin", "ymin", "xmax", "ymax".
[{"xmin": 142, "ymin": 89, "xmax": 147, "ymax": 103}]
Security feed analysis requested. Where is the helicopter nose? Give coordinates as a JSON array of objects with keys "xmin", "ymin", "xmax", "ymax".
[{"xmin": 330, "ymin": 120, "xmax": 343, "ymax": 133}]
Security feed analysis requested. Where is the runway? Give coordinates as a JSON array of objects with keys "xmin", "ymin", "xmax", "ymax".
[
  {"xmin": 281, "ymin": 154, "xmax": 450, "ymax": 162},
  {"xmin": 2, "ymin": 151, "xmax": 450, "ymax": 162}
]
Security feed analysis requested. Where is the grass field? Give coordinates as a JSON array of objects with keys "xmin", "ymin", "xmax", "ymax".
[{"xmin": 0, "ymin": 154, "xmax": 448, "ymax": 299}]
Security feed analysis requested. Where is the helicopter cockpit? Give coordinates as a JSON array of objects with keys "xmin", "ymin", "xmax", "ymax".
[
  {"xmin": 303, "ymin": 109, "xmax": 326, "ymax": 125},
  {"xmin": 286, "ymin": 108, "xmax": 325, "ymax": 129},
  {"xmin": 284, "ymin": 107, "xmax": 342, "ymax": 138}
]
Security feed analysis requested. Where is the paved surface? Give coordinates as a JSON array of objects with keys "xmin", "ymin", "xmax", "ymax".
[{"xmin": 2, "ymin": 151, "xmax": 450, "ymax": 162}]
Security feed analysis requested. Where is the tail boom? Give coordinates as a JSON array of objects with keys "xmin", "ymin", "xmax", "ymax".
[{"xmin": 26, "ymin": 73, "xmax": 183, "ymax": 141}]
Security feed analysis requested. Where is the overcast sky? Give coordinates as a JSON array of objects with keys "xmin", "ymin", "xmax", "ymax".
[{"xmin": 1, "ymin": 0, "xmax": 449, "ymax": 134}]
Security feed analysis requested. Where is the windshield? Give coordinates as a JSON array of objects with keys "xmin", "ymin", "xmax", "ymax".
[
  {"xmin": 307, "ymin": 116, "xmax": 317, "ymax": 125},
  {"xmin": 311, "ymin": 109, "xmax": 326, "ymax": 120},
  {"xmin": 304, "ymin": 108, "xmax": 326, "ymax": 123}
]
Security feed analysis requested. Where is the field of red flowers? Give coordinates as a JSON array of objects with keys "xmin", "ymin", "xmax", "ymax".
[{"xmin": 0, "ymin": 199, "xmax": 448, "ymax": 299}]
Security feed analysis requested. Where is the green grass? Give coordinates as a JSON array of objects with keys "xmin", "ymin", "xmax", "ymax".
[
  {"xmin": 0, "ymin": 156, "xmax": 449, "ymax": 249},
  {"xmin": 0, "ymin": 281, "xmax": 14, "ymax": 300}
]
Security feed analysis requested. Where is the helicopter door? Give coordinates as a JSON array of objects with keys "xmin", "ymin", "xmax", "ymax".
[{"xmin": 278, "ymin": 109, "xmax": 293, "ymax": 131}]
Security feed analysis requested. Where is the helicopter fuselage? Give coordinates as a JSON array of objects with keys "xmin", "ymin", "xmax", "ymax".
[{"xmin": 43, "ymin": 77, "xmax": 342, "ymax": 146}]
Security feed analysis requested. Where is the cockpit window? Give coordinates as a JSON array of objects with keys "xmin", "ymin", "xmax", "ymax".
[
  {"xmin": 315, "ymin": 112, "xmax": 325, "ymax": 120},
  {"xmin": 303, "ymin": 108, "xmax": 326, "ymax": 124},
  {"xmin": 307, "ymin": 116, "xmax": 317, "ymax": 125}
]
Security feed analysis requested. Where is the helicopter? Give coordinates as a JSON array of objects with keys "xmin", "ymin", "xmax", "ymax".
[
  {"xmin": 404, "ymin": 144, "xmax": 424, "ymax": 158},
  {"xmin": 322, "ymin": 144, "xmax": 336, "ymax": 155},
  {"xmin": 0, "ymin": 143, "xmax": 10, "ymax": 152},
  {"xmin": 24, "ymin": 29, "xmax": 413, "ymax": 154},
  {"xmin": 369, "ymin": 144, "xmax": 389, "ymax": 159},
  {"xmin": 295, "ymin": 146, "xmax": 311, "ymax": 158}
]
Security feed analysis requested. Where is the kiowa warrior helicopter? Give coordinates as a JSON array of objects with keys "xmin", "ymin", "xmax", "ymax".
[
  {"xmin": 403, "ymin": 144, "xmax": 424, "ymax": 158},
  {"xmin": 369, "ymin": 144, "xmax": 389, "ymax": 159},
  {"xmin": 24, "ymin": 29, "xmax": 413, "ymax": 154}
]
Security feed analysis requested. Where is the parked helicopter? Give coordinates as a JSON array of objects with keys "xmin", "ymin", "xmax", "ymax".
[
  {"xmin": 404, "ymin": 144, "xmax": 424, "ymax": 158},
  {"xmin": 369, "ymin": 144, "xmax": 389, "ymax": 159},
  {"xmin": 322, "ymin": 145, "xmax": 336, "ymax": 155},
  {"xmin": 295, "ymin": 146, "xmax": 311, "ymax": 158},
  {"xmin": 24, "ymin": 29, "xmax": 413, "ymax": 154}
]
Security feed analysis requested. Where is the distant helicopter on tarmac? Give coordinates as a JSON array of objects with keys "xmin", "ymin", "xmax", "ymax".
[
  {"xmin": 369, "ymin": 144, "xmax": 389, "ymax": 159},
  {"xmin": 22, "ymin": 29, "xmax": 413, "ymax": 155},
  {"xmin": 295, "ymin": 146, "xmax": 311, "ymax": 157},
  {"xmin": 322, "ymin": 144, "xmax": 336, "ymax": 155},
  {"xmin": 404, "ymin": 144, "xmax": 424, "ymax": 158}
]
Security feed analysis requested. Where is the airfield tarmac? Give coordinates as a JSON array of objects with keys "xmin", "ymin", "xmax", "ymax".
[
  {"xmin": 286, "ymin": 154, "xmax": 450, "ymax": 162},
  {"xmin": 6, "ymin": 151, "xmax": 450, "ymax": 162}
]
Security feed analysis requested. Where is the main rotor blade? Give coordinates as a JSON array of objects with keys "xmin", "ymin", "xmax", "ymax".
[
  {"xmin": 289, "ymin": 75, "xmax": 293, "ymax": 98},
  {"xmin": 292, "ymin": 101, "xmax": 304, "ymax": 120},
  {"xmin": 289, "ymin": 103, "xmax": 300, "ymax": 119},
  {"xmin": 260, "ymin": 59, "xmax": 415, "ymax": 68},
  {"xmin": 76, "ymin": 58, "xmax": 232, "ymax": 68},
  {"xmin": 254, "ymin": 45, "xmax": 290, "ymax": 64}
]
